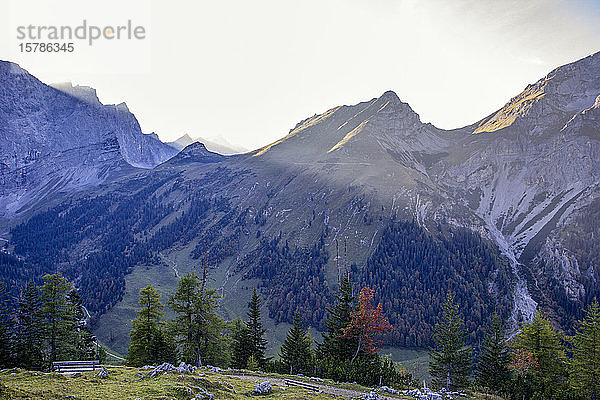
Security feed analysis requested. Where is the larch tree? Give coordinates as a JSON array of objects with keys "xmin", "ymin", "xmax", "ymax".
[
  {"xmin": 570, "ymin": 298, "xmax": 600, "ymax": 400},
  {"xmin": 169, "ymin": 273, "xmax": 202, "ymax": 365},
  {"xmin": 429, "ymin": 291, "xmax": 472, "ymax": 391},
  {"xmin": 168, "ymin": 272, "xmax": 226, "ymax": 367},
  {"xmin": 40, "ymin": 273, "xmax": 73, "ymax": 363},
  {"xmin": 127, "ymin": 285, "xmax": 174, "ymax": 366},
  {"xmin": 341, "ymin": 286, "xmax": 392, "ymax": 362},
  {"xmin": 513, "ymin": 311, "xmax": 568, "ymax": 399},
  {"xmin": 14, "ymin": 281, "xmax": 44, "ymax": 370}
]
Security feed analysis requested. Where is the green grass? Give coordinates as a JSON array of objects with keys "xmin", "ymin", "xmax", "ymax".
[
  {"xmin": 92, "ymin": 244, "xmax": 315, "ymax": 359},
  {"xmin": 0, "ymin": 366, "xmax": 491, "ymax": 400},
  {"xmin": 0, "ymin": 367, "xmax": 350, "ymax": 400},
  {"xmin": 380, "ymin": 347, "xmax": 431, "ymax": 384},
  {"xmin": 92, "ymin": 262, "xmax": 179, "ymax": 356}
]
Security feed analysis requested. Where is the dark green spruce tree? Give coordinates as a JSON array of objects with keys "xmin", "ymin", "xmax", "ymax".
[
  {"xmin": 231, "ymin": 318, "xmax": 252, "ymax": 369},
  {"xmin": 280, "ymin": 310, "xmax": 312, "ymax": 374},
  {"xmin": 477, "ymin": 312, "xmax": 510, "ymax": 394},
  {"xmin": 14, "ymin": 281, "xmax": 44, "ymax": 370},
  {"xmin": 319, "ymin": 272, "xmax": 356, "ymax": 361},
  {"xmin": 429, "ymin": 292, "xmax": 472, "ymax": 391},
  {"xmin": 570, "ymin": 298, "xmax": 600, "ymax": 400},
  {"xmin": 0, "ymin": 282, "xmax": 12, "ymax": 367},
  {"xmin": 246, "ymin": 289, "xmax": 267, "ymax": 368}
]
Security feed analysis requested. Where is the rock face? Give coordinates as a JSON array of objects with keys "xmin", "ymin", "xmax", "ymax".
[
  {"xmin": 431, "ymin": 52, "xmax": 600, "ymax": 327},
  {"xmin": 50, "ymin": 81, "xmax": 179, "ymax": 169},
  {"xmin": 0, "ymin": 61, "xmax": 178, "ymax": 218}
]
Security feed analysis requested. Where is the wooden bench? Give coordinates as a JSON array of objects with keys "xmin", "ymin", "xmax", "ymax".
[
  {"xmin": 284, "ymin": 379, "xmax": 320, "ymax": 392},
  {"xmin": 52, "ymin": 360, "xmax": 100, "ymax": 374}
]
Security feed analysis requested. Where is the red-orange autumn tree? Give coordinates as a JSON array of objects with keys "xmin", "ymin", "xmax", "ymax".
[
  {"xmin": 342, "ymin": 286, "xmax": 392, "ymax": 362},
  {"xmin": 509, "ymin": 348, "xmax": 538, "ymax": 377}
]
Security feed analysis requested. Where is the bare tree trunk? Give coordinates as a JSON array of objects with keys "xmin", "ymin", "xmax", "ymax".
[{"xmin": 350, "ymin": 337, "xmax": 362, "ymax": 362}]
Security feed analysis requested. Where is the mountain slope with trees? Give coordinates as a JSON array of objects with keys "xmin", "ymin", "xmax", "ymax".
[{"xmin": 0, "ymin": 52, "xmax": 599, "ymax": 357}]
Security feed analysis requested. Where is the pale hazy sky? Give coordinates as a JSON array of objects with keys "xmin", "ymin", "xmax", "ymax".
[{"xmin": 2, "ymin": 0, "xmax": 600, "ymax": 149}]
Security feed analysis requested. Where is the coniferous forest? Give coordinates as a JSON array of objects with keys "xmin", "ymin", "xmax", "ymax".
[
  {"xmin": 1, "ymin": 265, "xmax": 599, "ymax": 400},
  {"xmin": 2, "ymin": 178, "xmax": 599, "ymax": 400},
  {"xmin": 4, "ymin": 171, "xmax": 517, "ymax": 351}
]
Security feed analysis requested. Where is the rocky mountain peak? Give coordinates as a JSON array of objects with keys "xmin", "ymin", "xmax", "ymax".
[
  {"xmin": 377, "ymin": 90, "xmax": 419, "ymax": 117},
  {"xmin": 0, "ymin": 59, "xmax": 179, "ymax": 217},
  {"xmin": 379, "ymin": 90, "xmax": 401, "ymax": 103},
  {"xmin": 167, "ymin": 141, "xmax": 225, "ymax": 165},
  {"xmin": 0, "ymin": 60, "xmax": 28, "ymax": 78},
  {"xmin": 473, "ymin": 52, "xmax": 600, "ymax": 135}
]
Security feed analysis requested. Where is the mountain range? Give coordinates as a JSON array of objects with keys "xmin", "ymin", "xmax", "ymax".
[
  {"xmin": 168, "ymin": 133, "xmax": 248, "ymax": 155},
  {"xmin": 0, "ymin": 63, "xmax": 178, "ymax": 220},
  {"xmin": 0, "ymin": 52, "xmax": 598, "ymax": 354}
]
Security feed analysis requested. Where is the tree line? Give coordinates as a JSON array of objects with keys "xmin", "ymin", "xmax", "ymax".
[
  {"xmin": 0, "ymin": 274, "xmax": 105, "ymax": 370},
  {"xmin": 429, "ymin": 292, "xmax": 600, "ymax": 400},
  {"xmin": 239, "ymin": 220, "xmax": 515, "ymax": 348},
  {"xmin": 1, "ymin": 269, "xmax": 597, "ymax": 400},
  {"xmin": 124, "ymin": 271, "xmax": 414, "ymax": 388}
]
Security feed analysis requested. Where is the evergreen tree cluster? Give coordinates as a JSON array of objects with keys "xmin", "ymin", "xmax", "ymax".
[
  {"xmin": 125, "ymin": 273, "xmax": 413, "ymax": 389},
  {"xmin": 313, "ymin": 274, "xmax": 414, "ymax": 387},
  {"xmin": 126, "ymin": 270, "xmax": 232, "ymax": 368},
  {"xmin": 355, "ymin": 220, "xmax": 513, "ymax": 347},
  {"xmin": 239, "ymin": 235, "xmax": 331, "ymax": 329},
  {"xmin": 429, "ymin": 292, "xmax": 600, "ymax": 400},
  {"xmin": 0, "ymin": 274, "xmax": 104, "ymax": 370},
  {"xmin": 7, "ymin": 170, "xmax": 243, "ymax": 323}
]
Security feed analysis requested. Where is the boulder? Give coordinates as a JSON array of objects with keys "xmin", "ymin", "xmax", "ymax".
[
  {"xmin": 253, "ymin": 381, "xmax": 272, "ymax": 395},
  {"xmin": 176, "ymin": 362, "xmax": 196, "ymax": 374},
  {"xmin": 205, "ymin": 365, "xmax": 221, "ymax": 374},
  {"xmin": 146, "ymin": 362, "xmax": 176, "ymax": 378}
]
